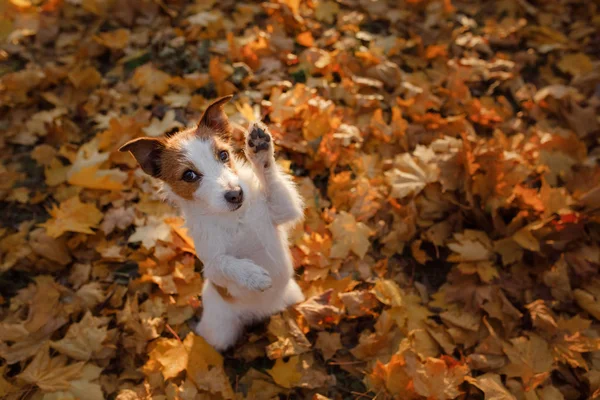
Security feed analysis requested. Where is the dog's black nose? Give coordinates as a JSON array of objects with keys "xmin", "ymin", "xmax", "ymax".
[{"xmin": 224, "ymin": 188, "xmax": 244, "ymax": 205}]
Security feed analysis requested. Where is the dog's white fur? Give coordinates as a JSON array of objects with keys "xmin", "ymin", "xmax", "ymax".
[{"xmin": 162, "ymin": 123, "xmax": 304, "ymax": 350}]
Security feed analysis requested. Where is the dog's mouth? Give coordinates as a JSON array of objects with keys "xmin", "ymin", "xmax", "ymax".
[{"xmin": 229, "ymin": 203, "xmax": 243, "ymax": 211}]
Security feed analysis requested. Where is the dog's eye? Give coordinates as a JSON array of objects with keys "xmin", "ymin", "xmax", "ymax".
[
  {"xmin": 182, "ymin": 170, "xmax": 201, "ymax": 183},
  {"xmin": 219, "ymin": 150, "xmax": 229, "ymax": 162}
]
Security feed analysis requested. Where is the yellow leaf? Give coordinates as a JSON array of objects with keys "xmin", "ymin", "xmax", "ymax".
[
  {"xmin": 146, "ymin": 338, "xmax": 188, "ymax": 380},
  {"xmin": 94, "ymin": 28, "xmax": 130, "ymax": 49},
  {"xmin": 185, "ymin": 333, "xmax": 223, "ymax": 372},
  {"xmin": 39, "ymin": 197, "xmax": 102, "ymax": 238},
  {"xmin": 372, "ymin": 279, "xmax": 403, "ymax": 308},
  {"xmin": 267, "ymin": 356, "xmax": 302, "ymax": 388},
  {"xmin": 329, "ymin": 211, "xmax": 371, "ymax": 259},
  {"xmin": 68, "ymin": 164, "xmax": 126, "ymax": 191}
]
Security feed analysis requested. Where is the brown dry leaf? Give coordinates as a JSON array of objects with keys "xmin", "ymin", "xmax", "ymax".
[
  {"xmin": 295, "ymin": 289, "xmax": 342, "ymax": 329},
  {"xmin": 557, "ymin": 53, "xmax": 593, "ymax": 77},
  {"xmin": 131, "ymin": 64, "xmax": 172, "ymax": 98},
  {"xmin": 51, "ymin": 311, "xmax": 109, "ymax": 361},
  {"xmin": 266, "ymin": 312, "xmax": 311, "ymax": 359},
  {"xmin": 29, "ymin": 227, "xmax": 72, "ymax": 265},
  {"xmin": 0, "ymin": 365, "xmax": 18, "ymax": 397},
  {"xmin": 315, "ymin": 332, "xmax": 342, "ymax": 360},
  {"xmin": 17, "ymin": 344, "xmax": 85, "ymax": 391},
  {"xmin": 407, "ymin": 355, "xmax": 470, "ymax": 400},
  {"xmin": 68, "ymin": 66, "xmax": 102, "ymax": 90},
  {"xmin": 466, "ymin": 373, "xmax": 516, "ymax": 400}
]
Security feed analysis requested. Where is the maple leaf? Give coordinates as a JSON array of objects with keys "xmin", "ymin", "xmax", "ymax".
[
  {"xmin": 385, "ymin": 149, "xmax": 439, "ymax": 199},
  {"xmin": 131, "ymin": 64, "xmax": 172, "ymax": 99},
  {"xmin": 39, "ymin": 197, "xmax": 102, "ymax": 238},
  {"xmin": 448, "ymin": 230, "xmax": 498, "ymax": 282},
  {"xmin": 500, "ymin": 334, "xmax": 554, "ymax": 387},
  {"xmin": 146, "ymin": 337, "xmax": 188, "ymax": 380},
  {"xmin": 315, "ymin": 332, "xmax": 342, "ymax": 360},
  {"xmin": 17, "ymin": 344, "xmax": 86, "ymax": 392},
  {"xmin": 406, "ymin": 355, "xmax": 470, "ymax": 400},
  {"xmin": 328, "ymin": 211, "xmax": 372, "ymax": 259},
  {"xmin": 267, "ymin": 356, "xmax": 302, "ymax": 389},
  {"xmin": 51, "ymin": 311, "xmax": 109, "ymax": 361}
]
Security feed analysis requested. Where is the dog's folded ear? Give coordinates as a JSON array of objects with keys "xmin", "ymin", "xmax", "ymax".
[
  {"xmin": 119, "ymin": 137, "xmax": 165, "ymax": 177},
  {"xmin": 197, "ymin": 95, "xmax": 233, "ymax": 136}
]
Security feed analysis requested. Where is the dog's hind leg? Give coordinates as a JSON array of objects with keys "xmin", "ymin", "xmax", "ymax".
[
  {"xmin": 282, "ymin": 278, "xmax": 305, "ymax": 308},
  {"xmin": 194, "ymin": 283, "xmax": 243, "ymax": 351}
]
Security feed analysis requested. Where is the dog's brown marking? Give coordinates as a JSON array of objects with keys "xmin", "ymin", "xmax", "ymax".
[
  {"xmin": 160, "ymin": 131, "xmax": 201, "ymax": 200},
  {"xmin": 119, "ymin": 137, "xmax": 166, "ymax": 177},
  {"xmin": 211, "ymin": 282, "xmax": 235, "ymax": 302},
  {"xmin": 197, "ymin": 95, "xmax": 233, "ymax": 138}
]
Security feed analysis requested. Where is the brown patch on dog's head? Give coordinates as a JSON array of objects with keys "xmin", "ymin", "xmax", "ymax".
[
  {"xmin": 196, "ymin": 95, "xmax": 233, "ymax": 138},
  {"xmin": 119, "ymin": 130, "xmax": 201, "ymax": 200},
  {"xmin": 120, "ymin": 97, "xmax": 239, "ymax": 203},
  {"xmin": 118, "ymin": 137, "xmax": 165, "ymax": 177},
  {"xmin": 158, "ymin": 131, "xmax": 202, "ymax": 200}
]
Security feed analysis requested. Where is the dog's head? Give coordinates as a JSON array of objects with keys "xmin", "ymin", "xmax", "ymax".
[{"xmin": 120, "ymin": 96, "xmax": 244, "ymax": 213}]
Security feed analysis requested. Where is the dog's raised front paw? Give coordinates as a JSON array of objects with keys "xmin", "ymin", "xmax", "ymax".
[
  {"xmin": 241, "ymin": 265, "xmax": 272, "ymax": 292},
  {"xmin": 246, "ymin": 122, "xmax": 274, "ymax": 168}
]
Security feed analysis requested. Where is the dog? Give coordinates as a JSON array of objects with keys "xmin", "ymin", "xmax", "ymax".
[{"xmin": 119, "ymin": 96, "xmax": 305, "ymax": 350}]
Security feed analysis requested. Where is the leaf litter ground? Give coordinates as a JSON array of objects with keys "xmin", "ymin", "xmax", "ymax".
[{"xmin": 1, "ymin": 0, "xmax": 600, "ymax": 399}]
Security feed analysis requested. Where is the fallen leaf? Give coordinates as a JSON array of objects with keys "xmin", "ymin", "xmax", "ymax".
[{"xmin": 39, "ymin": 196, "xmax": 103, "ymax": 238}]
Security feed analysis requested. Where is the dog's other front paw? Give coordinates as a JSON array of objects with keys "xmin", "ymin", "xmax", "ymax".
[
  {"xmin": 241, "ymin": 265, "xmax": 272, "ymax": 292},
  {"xmin": 246, "ymin": 122, "xmax": 274, "ymax": 168}
]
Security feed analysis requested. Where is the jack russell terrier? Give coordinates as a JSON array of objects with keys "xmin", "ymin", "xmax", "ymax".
[{"xmin": 120, "ymin": 96, "xmax": 305, "ymax": 350}]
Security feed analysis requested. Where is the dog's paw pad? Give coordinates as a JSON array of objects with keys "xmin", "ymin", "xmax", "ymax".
[{"xmin": 247, "ymin": 123, "xmax": 272, "ymax": 154}]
